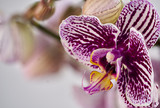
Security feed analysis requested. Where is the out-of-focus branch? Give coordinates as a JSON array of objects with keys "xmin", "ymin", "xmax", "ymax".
[
  {"xmin": 24, "ymin": 0, "xmax": 60, "ymax": 41},
  {"xmin": 30, "ymin": 19, "xmax": 60, "ymax": 41}
]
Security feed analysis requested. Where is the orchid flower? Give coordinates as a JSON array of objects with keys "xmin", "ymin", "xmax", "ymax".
[{"xmin": 59, "ymin": 0, "xmax": 160, "ymax": 107}]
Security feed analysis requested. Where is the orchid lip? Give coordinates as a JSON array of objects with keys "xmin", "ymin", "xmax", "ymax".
[
  {"xmin": 83, "ymin": 70, "xmax": 114, "ymax": 95},
  {"xmin": 91, "ymin": 48, "xmax": 122, "ymax": 80},
  {"xmin": 82, "ymin": 48, "xmax": 122, "ymax": 95}
]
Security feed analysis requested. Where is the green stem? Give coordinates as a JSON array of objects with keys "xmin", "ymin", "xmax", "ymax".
[
  {"xmin": 155, "ymin": 38, "xmax": 160, "ymax": 46},
  {"xmin": 30, "ymin": 19, "xmax": 60, "ymax": 41}
]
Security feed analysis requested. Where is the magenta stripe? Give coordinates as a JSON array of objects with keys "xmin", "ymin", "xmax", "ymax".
[
  {"xmin": 132, "ymin": 4, "xmax": 147, "ymax": 27},
  {"xmin": 137, "ymin": 4, "xmax": 151, "ymax": 31},
  {"xmin": 145, "ymin": 10, "xmax": 156, "ymax": 40},
  {"xmin": 142, "ymin": 9, "xmax": 155, "ymax": 35},
  {"xmin": 121, "ymin": 8, "xmax": 137, "ymax": 35}
]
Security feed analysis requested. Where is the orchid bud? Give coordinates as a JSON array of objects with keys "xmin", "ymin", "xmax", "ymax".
[
  {"xmin": 82, "ymin": 0, "xmax": 123, "ymax": 24},
  {"xmin": 24, "ymin": 2, "xmax": 39, "ymax": 20},
  {"xmin": 33, "ymin": 0, "xmax": 55, "ymax": 21},
  {"xmin": 10, "ymin": 15, "xmax": 35, "ymax": 63}
]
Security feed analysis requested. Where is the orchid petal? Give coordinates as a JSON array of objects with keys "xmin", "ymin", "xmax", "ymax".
[
  {"xmin": 116, "ymin": 0, "xmax": 160, "ymax": 49},
  {"xmin": 82, "ymin": 0, "xmax": 124, "ymax": 24},
  {"xmin": 59, "ymin": 15, "xmax": 120, "ymax": 67},
  {"xmin": 117, "ymin": 28, "xmax": 154, "ymax": 107}
]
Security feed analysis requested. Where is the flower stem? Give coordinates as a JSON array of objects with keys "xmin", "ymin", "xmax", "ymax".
[
  {"xmin": 155, "ymin": 38, "xmax": 160, "ymax": 46},
  {"xmin": 30, "ymin": 19, "xmax": 60, "ymax": 41}
]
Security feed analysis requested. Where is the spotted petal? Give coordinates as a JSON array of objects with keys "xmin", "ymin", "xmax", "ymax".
[
  {"xmin": 116, "ymin": 0, "xmax": 160, "ymax": 49},
  {"xmin": 117, "ymin": 28, "xmax": 154, "ymax": 107},
  {"xmin": 59, "ymin": 15, "xmax": 120, "ymax": 67}
]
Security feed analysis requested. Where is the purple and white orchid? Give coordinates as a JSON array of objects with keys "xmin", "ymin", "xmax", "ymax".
[{"xmin": 59, "ymin": 0, "xmax": 160, "ymax": 107}]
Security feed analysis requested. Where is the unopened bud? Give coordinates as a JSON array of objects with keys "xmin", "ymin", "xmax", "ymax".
[
  {"xmin": 34, "ymin": 0, "xmax": 55, "ymax": 21},
  {"xmin": 24, "ymin": 2, "xmax": 39, "ymax": 20},
  {"xmin": 82, "ymin": 0, "xmax": 123, "ymax": 24}
]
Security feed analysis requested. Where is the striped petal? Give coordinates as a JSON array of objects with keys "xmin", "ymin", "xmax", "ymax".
[
  {"xmin": 59, "ymin": 15, "xmax": 120, "ymax": 67},
  {"xmin": 116, "ymin": 0, "xmax": 160, "ymax": 49},
  {"xmin": 117, "ymin": 28, "xmax": 154, "ymax": 107}
]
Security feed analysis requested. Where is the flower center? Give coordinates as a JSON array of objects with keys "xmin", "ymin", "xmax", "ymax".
[
  {"xmin": 106, "ymin": 52, "xmax": 115, "ymax": 63},
  {"xmin": 84, "ymin": 48, "xmax": 122, "ymax": 95}
]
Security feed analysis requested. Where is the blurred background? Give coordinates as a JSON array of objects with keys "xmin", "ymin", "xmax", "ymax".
[
  {"xmin": 0, "ymin": 0, "xmax": 159, "ymax": 108},
  {"xmin": 0, "ymin": 0, "xmax": 83, "ymax": 108}
]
